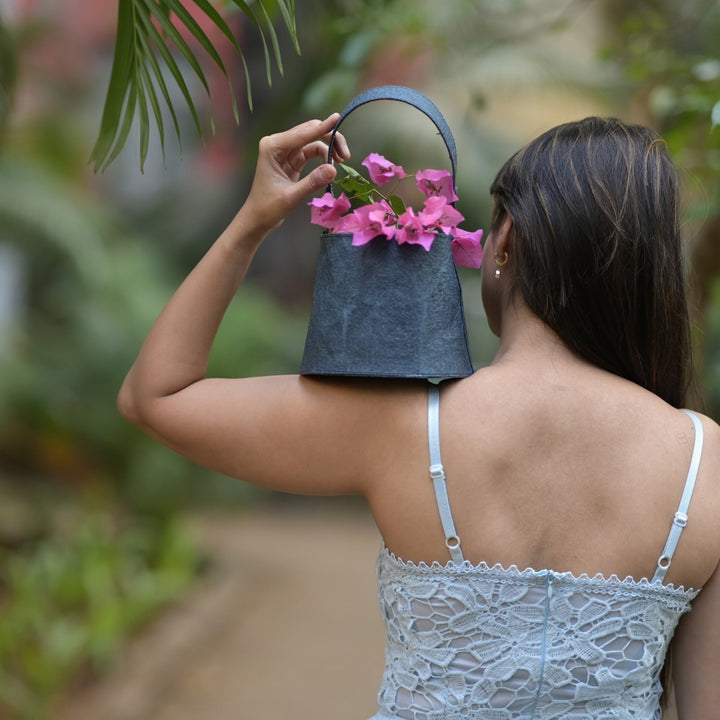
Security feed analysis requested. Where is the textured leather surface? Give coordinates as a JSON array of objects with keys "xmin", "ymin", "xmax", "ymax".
[{"xmin": 300, "ymin": 233, "xmax": 473, "ymax": 378}]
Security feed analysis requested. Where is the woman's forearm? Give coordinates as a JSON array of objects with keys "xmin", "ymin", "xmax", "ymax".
[
  {"xmin": 118, "ymin": 114, "xmax": 349, "ymax": 426},
  {"xmin": 117, "ymin": 209, "xmax": 266, "ymax": 421}
]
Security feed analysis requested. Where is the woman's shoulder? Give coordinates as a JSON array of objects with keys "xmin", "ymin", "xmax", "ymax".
[
  {"xmin": 686, "ymin": 408, "xmax": 720, "ymax": 480},
  {"xmin": 686, "ymin": 407, "xmax": 720, "ymax": 435}
]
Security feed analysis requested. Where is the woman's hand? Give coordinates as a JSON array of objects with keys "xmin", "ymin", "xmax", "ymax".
[{"xmin": 240, "ymin": 113, "xmax": 350, "ymax": 238}]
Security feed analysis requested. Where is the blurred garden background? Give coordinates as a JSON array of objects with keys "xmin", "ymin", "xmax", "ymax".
[{"xmin": 0, "ymin": 0, "xmax": 719, "ymax": 717}]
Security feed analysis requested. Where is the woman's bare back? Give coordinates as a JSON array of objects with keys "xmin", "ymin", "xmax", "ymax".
[{"xmin": 369, "ymin": 360, "xmax": 720, "ymax": 593}]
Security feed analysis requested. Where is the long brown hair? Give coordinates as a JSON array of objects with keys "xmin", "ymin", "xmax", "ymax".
[{"xmin": 490, "ymin": 117, "xmax": 692, "ymax": 408}]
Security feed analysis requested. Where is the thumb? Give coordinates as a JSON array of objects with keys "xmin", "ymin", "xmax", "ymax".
[
  {"xmin": 284, "ymin": 164, "xmax": 336, "ymax": 212},
  {"xmin": 306, "ymin": 163, "xmax": 336, "ymax": 193}
]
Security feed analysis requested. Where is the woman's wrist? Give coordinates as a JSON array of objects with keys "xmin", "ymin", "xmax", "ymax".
[{"xmin": 218, "ymin": 204, "xmax": 275, "ymax": 257}]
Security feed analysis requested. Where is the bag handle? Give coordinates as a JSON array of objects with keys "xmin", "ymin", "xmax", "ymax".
[{"xmin": 326, "ymin": 85, "xmax": 458, "ymax": 193}]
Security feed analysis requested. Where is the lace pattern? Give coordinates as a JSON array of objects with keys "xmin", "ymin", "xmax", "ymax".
[{"xmin": 370, "ymin": 547, "xmax": 699, "ymax": 720}]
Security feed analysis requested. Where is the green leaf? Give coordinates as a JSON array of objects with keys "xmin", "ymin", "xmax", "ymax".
[
  {"xmin": 136, "ymin": 26, "xmax": 182, "ymax": 160},
  {"xmin": 274, "ymin": 0, "xmax": 301, "ymax": 54},
  {"xmin": 91, "ymin": 0, "xmax": 300, "ymax": 171},
  {"xmin": 136, "ymin": 5, "xmax": 205, "ymax": 141},
  {"xmin": 338, "ymin": 162, "xmax": 365, "ymax": 179},
  {"xmin": 104, "ymin": 86, "xmax": 139, "ymax": 170},
  {"xmin": 152, "ymin": 0, "xmax": 231, "ymax": 131},
  {"xmin": 258, "ymin": 1, "xmax": 285, "ymax": 76},
  {"xmin": 335, "ymin": 177, "xmax": 375, "ymax": 205},
  {"xmin": 180, "ymin": 0, "xmax": 244, "ymax": 121},
  {"xmin": 136, "ymin": 66, "xmax": 154, "ymax": 171},
  {"xmin": 226, "ymin": 0, "xmax": 275, "ymax": 85},
  {"xmin": 334, "ymin": 163, "xmax": 378, "ymax": 204},
  {"xmin": 89, "ymin": 0, "xmax": 136, "ymax": 171},
  {"xmin": 146, "ymin": 1, "xmax": 213, "ymax": 100},
  {"xmin": 387, "ymin": 194, "xmax": 407, "ymax": 216}
]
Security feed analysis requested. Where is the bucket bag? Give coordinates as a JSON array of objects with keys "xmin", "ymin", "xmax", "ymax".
[{"xmin": 299, "ymin": 85, "xmax": 475, "ymax": 380}]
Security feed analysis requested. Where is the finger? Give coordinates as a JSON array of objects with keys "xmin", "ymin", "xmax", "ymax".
[
  {"xmin": 282, "ymin": 163, "xmax": 337, "ymax": 211},
  {"xmin": 302, "ymin": 139, "xmax": 334, "ymax": 164},
  {"xmin": 284, "ymin": 140, "xmax": 332, "ymax": 177},
  {"xmin": 272, "ymin": 113, "xmax": 340, "ymax": 152},
  {"xmin": 330, "ymin": 131, "xmax": 350, "ymax": 162},
  {"xmin": 308, "ymin": 163, "xmax": 337, "ymax": 190}
]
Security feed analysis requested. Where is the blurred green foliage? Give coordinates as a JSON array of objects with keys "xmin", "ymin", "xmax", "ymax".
[
  {"xmin": 604, "ymin": 1, "xmax": 720, "ymax": 214},
  {"xmin": 601, "ymin": 0, "xmax": 720, "ymax": 414},
  {"xmin": 0, "ymin": 14, "xmax": 17, "ymax": 151},
  {"xmin": 0, "ymin": 153, "xmax": 306, "ymax": 514},
  {"xmin": 0, "ymin": 0, "xmax": 719, "ymax": 713},
  {"xmin": 0, "ymin": 511, "xmax": 199, "ymax": 719},
  {"xmin": 0, "ymin": 5, "xmax": 307, "ymax": 709}
]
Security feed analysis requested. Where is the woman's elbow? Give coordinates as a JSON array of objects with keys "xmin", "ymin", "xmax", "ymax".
[
  {"xmin": 117, "ymin": 381, "xmax": 138, "ymax": 424},
  {"xmin": 117, "ymin": 373, "xmax": 149, "ymax": 429}
]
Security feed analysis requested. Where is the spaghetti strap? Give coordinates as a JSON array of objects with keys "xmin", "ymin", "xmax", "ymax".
[
  {"xmin": 427, "ymin": 383, "xmax": 464, "ymax": 563},
  {"xmin": 652, "ymin": 410, "xmax": 704, "ymax": 584}
]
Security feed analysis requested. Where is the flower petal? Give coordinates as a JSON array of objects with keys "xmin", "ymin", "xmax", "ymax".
[
  {"xmin": 451, "ymin": 228, "xmax": 484, "ymax": 268},
  {"xmin": 420, "ymin": 195, "xmax": 464, "ymax": 231},
  {"xmin": 396, "ymin": 208, "xmax": 436, "ymax": 251},
  {"xmin": 308, "ymin": 192, "xmax": 352, "ymax": 229},
  {"xmin": 415, "ymin": 168, "xmax": 458, "ymax": 203},
  {"xmin": 362, "ymin": 153, "xmax": 407, "ymax": 186},
  {"xmin": 349, "ymin": 202, "xmax": 397, "ymax": 245}
]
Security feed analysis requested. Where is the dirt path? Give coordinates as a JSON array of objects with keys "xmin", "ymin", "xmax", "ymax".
[
  {"xmin": 55, "ymin": 500, "xmax": 386, "ymax": 720},
  {"xmin": 53, "ymin": 498, "xmax": 680, "ymax": 720}
]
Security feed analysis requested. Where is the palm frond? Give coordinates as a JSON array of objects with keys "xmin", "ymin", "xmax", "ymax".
[{"xmin": 90, "ymin": 0, "xmax": 300, "ymax": 172}]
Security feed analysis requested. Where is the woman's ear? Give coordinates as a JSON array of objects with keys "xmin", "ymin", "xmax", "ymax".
[{"xmin": 493, "ymin": 214, "xmax": 513, "ymax": 260}]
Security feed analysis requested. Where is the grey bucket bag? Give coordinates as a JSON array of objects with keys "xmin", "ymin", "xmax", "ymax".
[{"xmin": 299, "ymin": 85, "xmax": 475, "ymax": 380}]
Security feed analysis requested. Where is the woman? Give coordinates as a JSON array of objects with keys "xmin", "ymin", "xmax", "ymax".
[{"xmin": 118, "ymin": 113, "xmax": 720, "ymax": 718}]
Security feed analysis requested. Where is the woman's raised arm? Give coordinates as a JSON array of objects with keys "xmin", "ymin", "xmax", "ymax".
[
  {"xmin": 113, "ymin": 115, "xmax": 419, "ymax": 497},
  {"xmin": 119, "ymin": 114, "xmax": 347, "ymax": 410}
]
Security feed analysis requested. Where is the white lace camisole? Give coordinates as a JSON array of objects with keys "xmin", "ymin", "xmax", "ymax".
[{"xmin": 370, "ymin": 384, "xmax": 703, "ymax": 720}]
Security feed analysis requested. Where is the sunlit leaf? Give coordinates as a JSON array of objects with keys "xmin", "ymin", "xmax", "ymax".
[{"xmin": 338, "ymin": 162, "xmax": 364, "ymax": 179}]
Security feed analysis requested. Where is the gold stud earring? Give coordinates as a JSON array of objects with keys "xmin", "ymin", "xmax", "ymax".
[{"xmin": 493, "ymin": 251, "xmax": 509, "ymax": 279}]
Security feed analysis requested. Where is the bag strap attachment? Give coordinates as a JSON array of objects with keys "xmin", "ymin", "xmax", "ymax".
[{"xmin": 326, "ymin": 85, "xmax": 458, "ymax": 193}]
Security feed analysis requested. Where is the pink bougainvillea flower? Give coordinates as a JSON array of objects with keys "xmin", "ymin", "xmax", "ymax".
[
  {"xmin": 415, "ymin": 168, "xmax": 458, "ymax": 203},
  {"xmin": 451, "ymin": 228, "xmax": 484, "ymax": 269},
  {"xmin": 395, "ymin": 207, "xmax": 436, "ymax": 251},
  {"xmin": 342, "ymin": 201, "xmax": 397, "ymax": 246},
  {"xmin": 420, "ymin": 195, "xmax": 465, "ymax": 233},
  {"xmin": 333, "ymin": 212, "xmax": 360, "ymax": 234},
  {"xmin": 361, "ymin": 153, "xmax": 407, "ymax": 186},
  {"xmin": 308, "ymin": 156, "xmax": 484, "ymax": 269},
  {"xmin": 308, "ymin": 192, "xmax": 352, "ymax": 230}
]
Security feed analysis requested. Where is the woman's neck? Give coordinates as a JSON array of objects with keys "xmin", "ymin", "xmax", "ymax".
[{"xmin": 491, "ymin": 298, "xmax": 581, "ymax": 370}]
